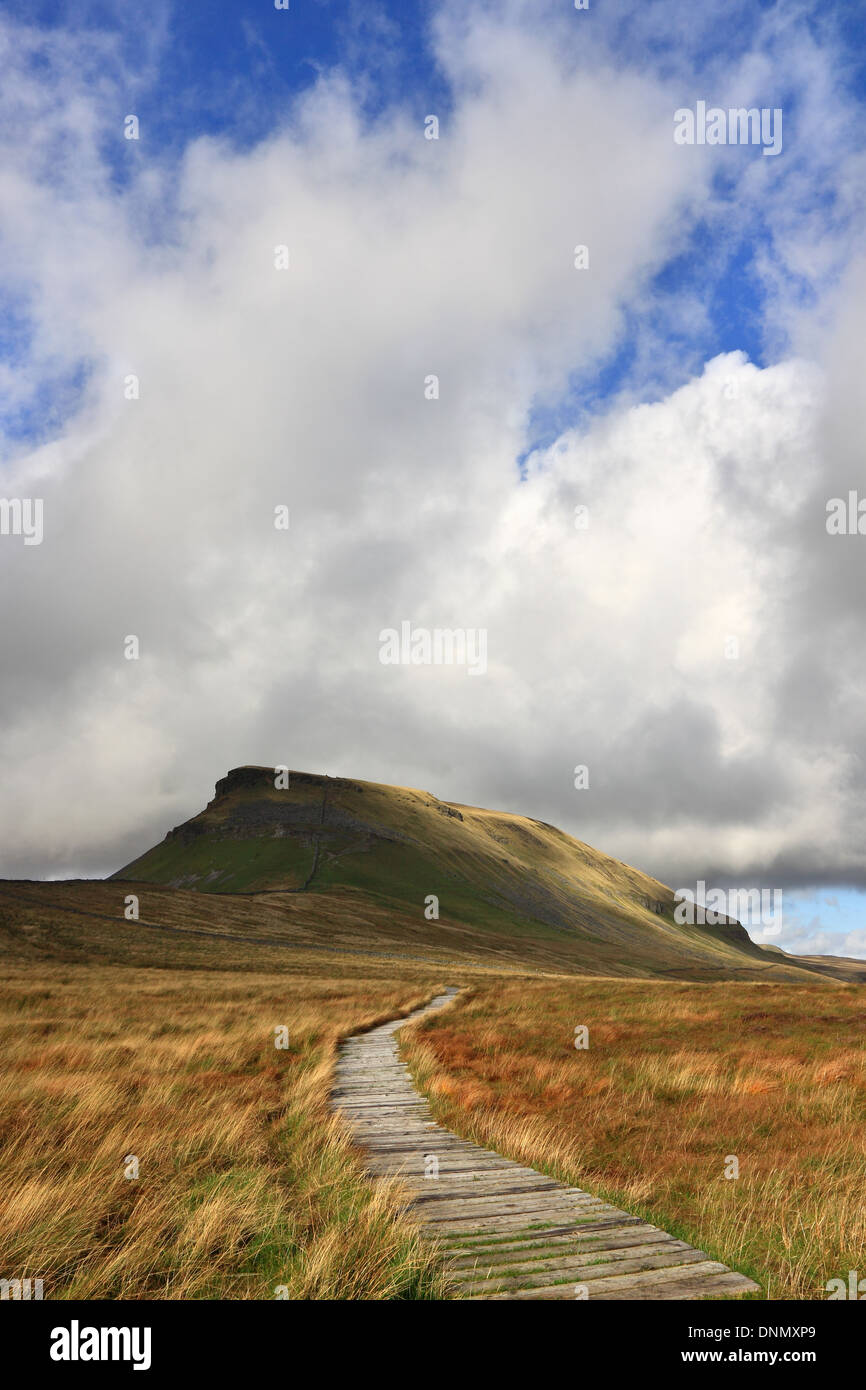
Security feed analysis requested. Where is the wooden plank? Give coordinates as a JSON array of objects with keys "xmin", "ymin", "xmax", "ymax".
[
  {"xmin": 411, "ymin": 1193, "xmax": 606, "ymax": 1219},
  {"xmin": 455, "ymin": 1247, "xmax": 712, "ymax": 1295},
  {"xmin": 442, "ymin": 1226, "xmax": 669, "ymax": 1261},
  {"xmin": 476, "ymin": 1268, "xmax": 760, "ymax": 1301},
  {"xmin": 547, "ymin": 1258, "xmax": 728, "ymax": 1293},
  {"xmin": 363, "ymin": 1159, "xmax": 535, "ymax": 1173},
  {"xmin": 451, "ymin": 1237, "xmax": 691, "ymax": 1272},
  {"xmin": 422, "ymin": 1210, "xmax": 621, "ymax": 1234},
  {"xmin": 409, "ymin": 1181, "xmax": 564, "ymax": 1204},
  {"xmin": 444, "ymin": 1217, "xmax": 648, "ymax": 1243},
  {"xmin": 587, "ymin": 1271, "xmax": 760, "ymax": 1300},
  {"xmin": 420, "ymin": 1196, "xmax": 613, "ymax": 1221}
]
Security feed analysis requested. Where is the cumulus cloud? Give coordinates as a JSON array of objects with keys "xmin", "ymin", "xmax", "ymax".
[{"xmin": 0, "ymin": 0, "xmax": 864, "ymax": 958}]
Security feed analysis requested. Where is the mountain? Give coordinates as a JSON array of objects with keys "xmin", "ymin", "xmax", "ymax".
[{"xmin": 108, "ymin": 766, "xmax": 816, "ymax": 980}]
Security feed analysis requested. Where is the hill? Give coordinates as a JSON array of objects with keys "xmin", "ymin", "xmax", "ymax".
[{"xmin": 101, "ymin": 766, "xmax": 847, "ymax": 981}]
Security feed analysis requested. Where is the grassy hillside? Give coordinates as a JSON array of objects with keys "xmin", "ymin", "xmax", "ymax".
[{"xmin": 104, "ymin": 765, "xmax": 827, "ymax": 982}]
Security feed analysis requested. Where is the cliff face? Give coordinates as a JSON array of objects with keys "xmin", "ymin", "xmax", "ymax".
[
  {"xmin": 212, "ymin": 766, "xmax": 285, "ymax": 801},
  {"xmin": 178, "ymin": 769, "xmax": 392, "ymax": 846},
  {"xmin": 211, "ymin": 767, "xmax": 358, "ymax": 802}
]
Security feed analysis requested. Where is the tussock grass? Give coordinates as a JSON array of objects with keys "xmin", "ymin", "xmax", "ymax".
[
  {"xmin": 401, "ymin": 977, "xmax": 866, "ymax": 1300},
  {"xmin": 0, "ymin": 960, "xmax": 451, "ymax": 1299}
]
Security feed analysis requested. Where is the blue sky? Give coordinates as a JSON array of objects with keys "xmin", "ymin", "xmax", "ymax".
[
  {"xmin": 1, "ymin": 0, "xmax": 866, "ymax": 959},
  {"xmin": 4, "ymin": 0, "xmax": 861, "ymax": 454},
  {"xmin": 14, "ymin": 0, "xmax": 456, "ymax": 145},
  {"xmin": 3, "ymin": 0, "xmax": 863, "ymax": 441},
  {"xmin": 780, "ymin": 886, "xmax": 866, "ymax": 959}
]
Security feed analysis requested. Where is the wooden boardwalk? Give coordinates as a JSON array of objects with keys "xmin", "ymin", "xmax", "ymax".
[{"xmin": 331, "ymin": 990, "xmax": 760, "ymax": 1300}]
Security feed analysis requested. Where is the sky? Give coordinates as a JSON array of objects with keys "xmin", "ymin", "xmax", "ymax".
[{"xmin": 1, "ymin": 0, "xmax": 865, "ymax": 958}]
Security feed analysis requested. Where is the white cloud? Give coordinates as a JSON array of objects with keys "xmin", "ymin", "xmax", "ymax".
[{"xmin": 0, "ymin": 2, "xmax": 864, "ymax": 918}]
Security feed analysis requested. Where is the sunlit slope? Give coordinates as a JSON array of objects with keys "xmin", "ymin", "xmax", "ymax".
[{"xmin": 109, "ymin": 767, "xmax": 782, "ymax": 976}]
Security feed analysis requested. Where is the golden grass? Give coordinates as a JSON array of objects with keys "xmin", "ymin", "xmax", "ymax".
[
  {"xmin": 401, "ymin": 977, "xmax": 866, "ymax": 1299},
  {"xmin": 0, "ymin": 957, "xmax": 453, "ymax": 1299}
]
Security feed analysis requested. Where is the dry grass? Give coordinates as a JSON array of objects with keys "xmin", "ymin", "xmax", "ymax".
[
  {"xmin": 402, "ymin": 977, "xmax": 866, "ymax": 1299},
  {"xmin": 0, "ymin": 957, "xmax": 453, "ymax": 1299},
  {"xmin": 6, "ymin": 928, "xmax": 864, "ymax": 1303}
]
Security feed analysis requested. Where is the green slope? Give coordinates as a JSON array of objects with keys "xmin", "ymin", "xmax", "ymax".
[{"xmin": 109, "ymin": 766, "xmax": 785, "ymax": 977}]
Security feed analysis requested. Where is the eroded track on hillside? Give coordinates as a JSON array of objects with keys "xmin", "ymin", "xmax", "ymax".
[{"xmin": 330, "ymin": 990, "xmax": 760, "ymax": 1301}]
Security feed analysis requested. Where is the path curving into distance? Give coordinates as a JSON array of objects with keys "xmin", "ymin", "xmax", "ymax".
[{"xmin": 331, "ymin": 989, "xmax": 760, "ymax": 1301}]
